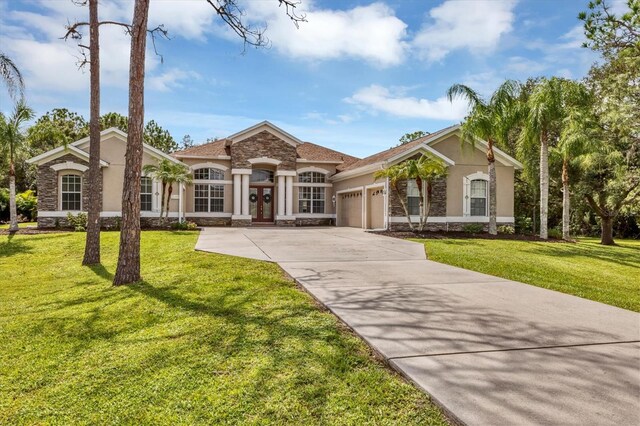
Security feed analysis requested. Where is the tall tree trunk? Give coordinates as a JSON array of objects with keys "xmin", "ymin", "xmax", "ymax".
[
  {"xmin": 423, "ymin": 180, "xmax": 433, "ymax": 231},
  {"xmin": 487, "ymin": 140, "xmax": 497, "ymax": 235},
  {"xmin": 165, "ymin": 183, "xmax": 173, "ymax": 219},
  {"xmin": 561, "ymin": 158, "xmax": 570, "ymax": 241},
  {"xmin": 159, "ymin": 181, "xmax": 166, "ymax": 218},
  {"xmin": 394, "ymin": 182, "xmax": 414, "ymax": 232},
  {"xmin": 8, "ymin": 160, "xmax": 18, "ymax": 232},
  {"xmin": 114, "ymin": 0, "xmax": 150, "ymax": 286},
  {"xmin": 416, "ymin": 177, "xmax": 425, "ymax": 231},
  {"xmin": 83, "ymin": 0, "xmax": 102, "ymax": 266},
  {"xmin": 539, "ymin": 133, "xmax": 549, "ymax": 240},
  {"xmin": 600, "ymin": 216, "xmax": 615, "ymax": 245}
]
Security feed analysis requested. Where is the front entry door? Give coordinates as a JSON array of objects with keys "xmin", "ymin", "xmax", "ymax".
[{"xmin": 249, "ymin": 187, "xmax": 274, "ymax": 223}]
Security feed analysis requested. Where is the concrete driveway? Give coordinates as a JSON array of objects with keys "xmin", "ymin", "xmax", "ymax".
[{"xmin": 196, "ymin": 227, "xmax": 640, "ymax": 425}]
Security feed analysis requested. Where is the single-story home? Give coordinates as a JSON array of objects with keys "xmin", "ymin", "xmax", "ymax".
[{"xmin": 27, "ymin": 121, "xmax": 522, "ymax": 230}]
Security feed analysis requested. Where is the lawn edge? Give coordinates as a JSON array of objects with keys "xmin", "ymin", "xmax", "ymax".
[{"xmin": 279, "ymin": 267, "xmax": 463, "ymax": 426}]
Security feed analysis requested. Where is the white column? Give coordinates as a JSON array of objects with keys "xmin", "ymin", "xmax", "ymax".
[
  {"xmin": 241, "ymin": 174, "xmax": 250, "ymax": 216},
  {"xmin": 277, "ymin": 176, "xmax": 285, "ymax": 216},
  {"xmin": 233, "ymin": 174, "xmax": 241, "ymax": 215},
  {"xmin": 285, "ymin": 175, "xmax": 293, "ymax": 216}
]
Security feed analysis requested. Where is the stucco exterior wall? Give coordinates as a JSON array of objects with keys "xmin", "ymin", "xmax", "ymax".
[{"xmin": 429, "ymin": 134, "xmax": 515, "ymax": 218}]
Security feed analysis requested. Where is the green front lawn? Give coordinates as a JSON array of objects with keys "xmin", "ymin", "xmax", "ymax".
[
  {"xmin": 0, "ymin": 232, "xmax": 446, "ymax": 425},
  {"xmin": 0, "ymin": 221, "xmax": 37, "ymax": 229},
  {"xmin": 416, "ymin": 237, "xmax": 639, "ymax": 312}
]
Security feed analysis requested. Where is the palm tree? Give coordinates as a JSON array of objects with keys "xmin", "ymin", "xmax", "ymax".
[
  {"xmin": 447, "ymin": 80, "xmax": 521, "ymax": 235},
  {"xmin": 554, "ymin": 105, "xmax": 595, "ymax": 240},
  {"xmin": 519, "ymin": 77, "xmax": 590, "ymax": 240},
  {"xmin": 0, "ymin": 53, "xmax": 24, "ymax": 100},
  {"xmin": 374, "ymin": 164, "xmax": 412, "ymax": 230},
  {"xmin": 143, "ymin": 159, "xmax": 173, "ymax": 218},
  {"xmin": 163, "ymin": 162, "xmax": 192, "ymax": 219},
  {"xmin": 0, "ymin": 101, "xmax": 35, "ymax": 231},
  {"xmin": 402, "ymin": 155, "xmax": 448, "ymax": 231}
]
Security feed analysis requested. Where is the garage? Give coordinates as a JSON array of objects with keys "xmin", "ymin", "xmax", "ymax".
[
  {"xmin": 366, "ymin": 187, "xmax": 385, "ymax": 229},
  {"xmin": 338, "ymin": 190, "xmax": 362, "ymax": 228}
]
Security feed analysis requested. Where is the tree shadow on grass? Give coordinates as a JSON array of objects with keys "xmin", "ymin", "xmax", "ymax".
[
  {"xmin": 0, "ymin": 234, "xmax": 33, "ymax": 258},
  {"xmin": 528, "ymin": 241, "xmax": 640, "ymax": 269}
]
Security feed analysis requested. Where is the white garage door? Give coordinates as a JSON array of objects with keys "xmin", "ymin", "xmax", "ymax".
[
  {"xmin": 367, "ymin": 187, "xmax": 385, "ymax": 229},
  {"xmin": 338, "ymin": 190, "xmax": 362, "ymax": 228}
]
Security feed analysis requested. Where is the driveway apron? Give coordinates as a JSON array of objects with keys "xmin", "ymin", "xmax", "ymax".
[{"xmin": 196, "ymin": 227, "xmax": 640, "ymax": 426}]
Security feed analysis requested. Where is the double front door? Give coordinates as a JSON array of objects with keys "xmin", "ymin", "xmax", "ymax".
[{"xmin": 249, "ymin": 186, "xmax": 274, "ymax": 222}]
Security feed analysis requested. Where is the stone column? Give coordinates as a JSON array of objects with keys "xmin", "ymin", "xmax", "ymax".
[
  {"xmin": 241, "ymin": 174, "xmax": 250, "ymax": 216},
  {"xmin": 285, "ymin": 175, "xmax": 293, "ymax": 216},
  {"xmin": 277, "ymin": 176, "xmax": 285, "ymax": 216},
  {"xmin": 233, "ymin": 174, "xmax": 241, "ymax": 215}
]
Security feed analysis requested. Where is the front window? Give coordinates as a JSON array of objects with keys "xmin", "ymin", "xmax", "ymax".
[
  {"xmin": 251, "ymin": 169, "xmax": 274, "ymax": 183},
  {"xmin": 141, "ymin": 177, "xmax": 153, "ymax": 211},
  {"xmin": 407, "ymin": 179, "xmax": 420, "ymax": 215},
  {"xmin": 194, "ymin": 184, "xmax": 224, "ymax": 212},
  {"xmin": 194, "ymin": 167, "xmax": 225, "ymax": 212},
  {"xmin": 61, "ymin": 174, "xmax": 82, "ymax": 210},
  {"xmin": 470, "ymin": 179, "xmax": 488, "ymax": 216},
  {"xmin": 299, "ymin": 187, "xmax": 325, "ymax": 214}
]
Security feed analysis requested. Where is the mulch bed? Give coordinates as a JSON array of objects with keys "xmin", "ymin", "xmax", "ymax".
[{"xmin": 372, "ymin": 230, "xmax": 571, "ymax": 242}]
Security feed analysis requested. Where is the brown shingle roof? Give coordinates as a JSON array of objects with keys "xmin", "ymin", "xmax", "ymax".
[
  {"xmin": 296, "ymin": 142, "xmax": 360, "ymax": 171},
  {"xmin": 172, "ymin": 139, "xmax": 229, "ymax": 157},
  {"xmin": 337, "ymin": 125, "xmax": 459, "ymax": 173}
]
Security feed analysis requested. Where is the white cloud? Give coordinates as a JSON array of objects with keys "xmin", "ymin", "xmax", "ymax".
[
  {"xmin": 242, "ymin": 1, "xmax": 408, "ymax": 67},
  {"xmin": 505, "ymin": 56, "xmax": 547, "ymax": 74},
  {"xmin": 148, "ymin": 0, "xmax": 217, "ymax": 41},
  {"xmin": 345, "ymin": 85, "xmax": 468, "ymax": 120},
  {"xmin": 149, "ymin": 69, "xmax": 200, "ymax": 92},
  {"xmin": 413, "ymin": 0, "xmax": 517, "ymax": 61}
]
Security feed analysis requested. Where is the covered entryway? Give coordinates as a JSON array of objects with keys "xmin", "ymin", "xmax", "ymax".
[
  {"xmin": 337, "ymin": 190, "xmax": 362, "ymax": 228},
  {"xmin": 366, "ymin": 187, "xmax": 385, "ymax": 230}
]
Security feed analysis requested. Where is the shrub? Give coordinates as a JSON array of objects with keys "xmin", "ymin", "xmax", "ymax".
[
  {"xmin": 515, "ymin": 216, "xmax": 532, "ymax": 234},
  {"xmin": 67, "ymin": 212, "xmax": 88, "ymax": 232},
  {"xmin": 547, "ymin": 228, "xmax": 563, "ymax": 239},
  {"xmin": 171, "ymin": 220, "xmax": 198, "ymax": 230},
  {"xmin": 462, "ymin": 223, "xmax": 484, "ymax": 233},
  {"xmin": 498, "ymin": 225, "xmax": 515, "ymax": 234},
  {"xmin": 16, "ymin": 190, "xmax": 37, "ymax": 221}
]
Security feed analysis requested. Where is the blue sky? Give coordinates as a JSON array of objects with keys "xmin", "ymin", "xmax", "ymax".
[{"xmin": 0, "ymin": 0, "xmax": 626, "ymax": 157}]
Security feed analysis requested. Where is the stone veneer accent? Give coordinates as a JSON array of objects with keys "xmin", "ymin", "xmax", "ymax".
[
  {"xmin": 388, "ymin": 177, "xmax": 446, "ymax": 218},
  {"xmin": 275, "ymin": 219, "xmax": 296, "ymax": 227},
  {"xmin": 230, "ymin": 131, "xmax": 297, "ymax": 170},
  {"xmin": 296, "ymin": 218, "xmax": 333, "ymax": 226},
  {"xmin": 231, "ymin": 219, "xmax": 251, "ymax": 227}
]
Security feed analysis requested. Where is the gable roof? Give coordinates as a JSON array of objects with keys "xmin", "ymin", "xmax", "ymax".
[
  {"xmin": 71, "ymin": 127, "xmax": 184, "ymax": 164},
  {"xmin": 27, "ymin": 143, "xmax": 110, "ymax": 167},
  {"xmin": 227, "ymin": 121, "xmax": 304, "ymax": 147},
  {"xmin": 172, "ymin": 139, "xmax": 230, "ymax": 158},
  {"xmin": 28, "ymin": 127, "xmax": 184, "ymax": 166},
  {"xmin": 335, "ymin": 124, "xmax": 523, "ymax": 178}
]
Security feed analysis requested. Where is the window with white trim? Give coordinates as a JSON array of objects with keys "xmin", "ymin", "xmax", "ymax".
[
  {"xmin": 141, "ymin": 177, "xmax": 153, "ymax": 211},
  {"xmin": 407, "ymin": 179, "xmax": 420, "ymax": 215},
  {"xmin": 194, "ymin": 168, "xmax": 225, "ymax": 180},
  {"xmin": 194, "ymin": 167, "xmax": 225, "ymax": 212},
  {"xmin": 298, "ymin": 172, "xmax": 326, "ymax": 213},
  {"xmin": 298, "ymin": 171, "xmax": 326, "ymax": 183},
  {"xmin": 470, "ymin": 179, "xmax": 488, "ymax": 216},
  {"xmin": 298, "ymin": 187, "xmax": 325, "ymax": 213},
  {"xmin": 61, "ymin": 174, "xmax": 82, "ymax": 210},
  {"xmin": 250, "ymin": 169, "xmax": 274, "ymax": 183}
]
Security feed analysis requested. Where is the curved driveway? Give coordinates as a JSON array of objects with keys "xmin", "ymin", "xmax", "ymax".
[{"xmin": 196, "ymin": 227, "xmax": 640, "ymax": 425}]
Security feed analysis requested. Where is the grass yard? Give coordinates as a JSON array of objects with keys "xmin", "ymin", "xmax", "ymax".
[
  {"xmin": 417, "ymin": 237, "xmax": 639, "ymax": 312},
  {"xmin": 0, "ymin": 222, "xmax": 37, "ymax": 229},
  {"xmin": 0, "ymin": 232, "xmax": 446, "ymax": 425}
]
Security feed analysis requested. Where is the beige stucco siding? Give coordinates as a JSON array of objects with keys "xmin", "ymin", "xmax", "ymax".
[{"xmin": 430, "ymin": 135, "xmax": 515, "ymax": 217}]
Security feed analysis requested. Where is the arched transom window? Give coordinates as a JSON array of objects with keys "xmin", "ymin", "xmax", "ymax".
[
  {"xmin": 194, "ymin": 168, "xmax": 225, "ymax": 181},
  {"xmin": 298, "ymin": 171, "xmax": 326, "ymax": 183},
  {"xmin": 250, "ymin": 169, "xmax": 274, "ymax": 183}
]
